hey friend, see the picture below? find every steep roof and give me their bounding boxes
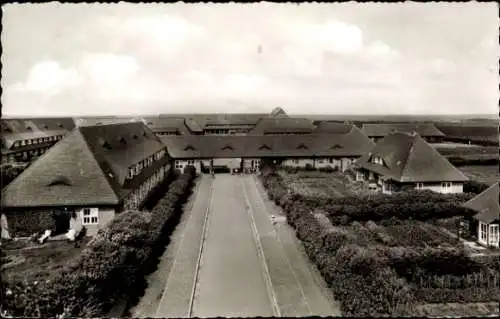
[161,127,374,159]
[1,118,75,150]
[2,129,120,208]
[1,118,75,134]
[2,123,169,208]
[356,132,468,183]
[269,107,288,118]
[463,182,500,223]
[251,118,315,134]
[157,113,266,129]
[74,116,137,127]
[314,122,355,134]
[78,123,168,186]
[362,123,445,137]
[142,117,192,135]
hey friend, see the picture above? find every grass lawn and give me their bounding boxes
[2,238,89,284]
[459,165,499,186]
[278,170,370,198]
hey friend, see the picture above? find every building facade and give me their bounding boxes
[2,123,171,237]
[355,132,468,194]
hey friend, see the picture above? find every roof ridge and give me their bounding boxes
[76,127,122,201]
[397,134,419,182]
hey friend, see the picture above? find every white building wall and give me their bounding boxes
[74,207,115,236]
[417,182,464,194]
[281,158,314,168]
[174,159,202,174]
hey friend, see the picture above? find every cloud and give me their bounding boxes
[10,60,81,94]
[2,3,497,116]
[80,53,140,86]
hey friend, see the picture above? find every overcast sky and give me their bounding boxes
[2,2,499,116]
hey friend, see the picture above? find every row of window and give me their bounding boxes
[175,159,195,169]
[126,167,166,210]
[127,149,167,179]
[13,135,63,148]
[415,182,453,190]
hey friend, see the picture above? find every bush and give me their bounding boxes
[1,169,197,318]
[259,168,499,314]
[463,180,490,194]
[304,163,315,171]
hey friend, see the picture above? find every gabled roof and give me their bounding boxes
[142,117,192,135]
[157,113,267,129]
[314,122,355,134]
[356,132,468,183]
[74,116,137,127]
[1,118,75,134]
[251,118,315,134]
[463,182,500,223]
[79,123,168,186]
[2,123,169,208]
[1,118,75,150]
[269,107,288,118]
[362,123,445,137]
[161,127,374,159]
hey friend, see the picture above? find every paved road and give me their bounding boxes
[154,174,339,318]
[191,175,276,318]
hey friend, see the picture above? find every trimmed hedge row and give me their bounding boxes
[1,167,196,318]
[262,171,416,316]
[261,170,500,315]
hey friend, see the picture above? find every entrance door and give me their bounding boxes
[52,209,72,235]
[489,224,499,247]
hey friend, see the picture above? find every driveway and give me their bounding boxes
[151,174,339,318]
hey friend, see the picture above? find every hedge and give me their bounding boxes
[260,169,500,315]
[1,166,197,318]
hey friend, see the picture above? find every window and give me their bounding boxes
[317,159,324,164]
[82,208,99,224]
[293,159,299,164]
[20,140,25,146]
[27,139,32,145]
[490,224,499,245]
[416,182,424,189]
[480,222,488,243]
[33,139,38,145]
[329,158,334,164]
[441,182,452,189]
[128,168,134,179]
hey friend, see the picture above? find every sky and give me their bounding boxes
[1,2,499,116]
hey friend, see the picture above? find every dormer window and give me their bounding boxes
[259,144,271,150]
[222,144,234,150]
[119,137,127,145]
[102,141,112,150]
[372,156,383,165]
[330,144,343,149]
[43,125,49,129]
[133,134,138,139]
[297,143,308,149]
[47,176,72,187]
[26,126,32,131]
[147,122,153,125]
[184,145,196,151]
[58,123,64,129]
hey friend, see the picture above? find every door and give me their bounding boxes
[52,209,72,235]
[489,224,499,247]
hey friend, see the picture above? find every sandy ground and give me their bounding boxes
[133,173,340,318]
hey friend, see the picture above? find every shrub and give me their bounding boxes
[463,180,490,194]
[2,169,196,318]
[304,163,315,171]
